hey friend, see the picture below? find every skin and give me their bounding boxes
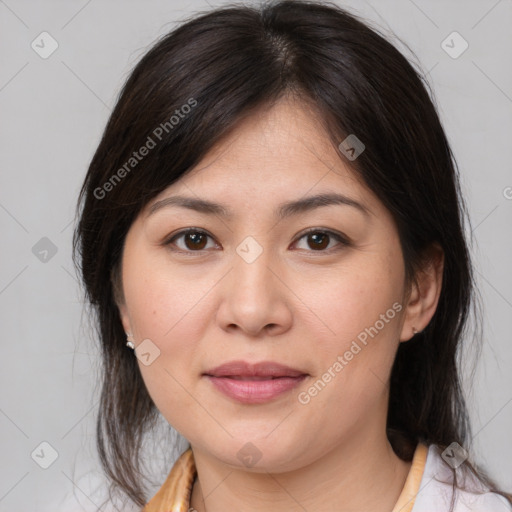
[117,96,444,512]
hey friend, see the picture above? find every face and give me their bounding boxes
[118,97,413,472]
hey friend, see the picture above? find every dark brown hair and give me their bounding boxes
[72,0,512,509]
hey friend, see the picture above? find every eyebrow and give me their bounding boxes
[147,192,371,220]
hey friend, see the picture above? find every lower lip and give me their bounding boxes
[204,375,307,404]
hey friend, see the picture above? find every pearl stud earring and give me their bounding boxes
[126,332,135,350]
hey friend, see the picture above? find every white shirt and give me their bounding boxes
[412,444,511,511]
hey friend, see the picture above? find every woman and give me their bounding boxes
[73,1,512,511]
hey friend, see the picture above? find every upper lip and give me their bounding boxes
[204,360,308,378]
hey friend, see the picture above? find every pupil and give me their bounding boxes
[310,233,328,250]
[187,233,206,250]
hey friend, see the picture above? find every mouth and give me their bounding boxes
[203,360,308,404]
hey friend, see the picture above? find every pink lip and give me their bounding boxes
[205,375,307,404]
[203,360,308,404]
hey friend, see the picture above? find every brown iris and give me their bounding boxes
[307,232,329,250]
[183,232,208,250]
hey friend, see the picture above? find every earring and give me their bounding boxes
[126,332,135,350]
[412,327,420,335]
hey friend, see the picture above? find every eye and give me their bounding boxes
[293,228,350,252]
[164,228,218,254]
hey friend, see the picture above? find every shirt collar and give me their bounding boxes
[144,442,428,512]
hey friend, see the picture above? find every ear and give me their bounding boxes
[399,242,444,342]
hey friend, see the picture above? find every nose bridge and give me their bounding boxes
[232,234,275,300]
[216,233,292,335]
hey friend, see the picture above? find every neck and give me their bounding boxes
[189,429,412,512]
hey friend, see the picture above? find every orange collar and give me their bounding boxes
[144,442,428,512]
[391,443,428,512]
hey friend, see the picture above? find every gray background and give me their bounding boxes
[1,0,511,510]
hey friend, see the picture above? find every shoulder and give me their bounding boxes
[412,444,512,512]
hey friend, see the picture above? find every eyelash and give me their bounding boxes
[162,227,350,256]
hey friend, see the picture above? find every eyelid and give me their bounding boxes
[295,227,350,249]
[162,227,217,253]
[163,227,350,254]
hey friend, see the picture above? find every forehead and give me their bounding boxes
[145,98,382,217]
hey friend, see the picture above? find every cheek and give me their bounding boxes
[121,248,222,422]
[293,251,404,411]
[123,272,209,436]
[122,243,213,339]
[297,257,404,356]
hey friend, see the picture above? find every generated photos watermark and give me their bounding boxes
[93,97,198,200]
[298,301,403,405]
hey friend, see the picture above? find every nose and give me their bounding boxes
[215,241,293,338]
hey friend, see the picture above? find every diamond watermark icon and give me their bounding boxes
[31,441,59,469]
[31,31,59,59]
[236,236,263,264]
[135,338,161,366]
[237,442,262,468]
[441,442,468,469]
[338,134,365,161]
[32,237,58,263]
[441,31,468,59]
